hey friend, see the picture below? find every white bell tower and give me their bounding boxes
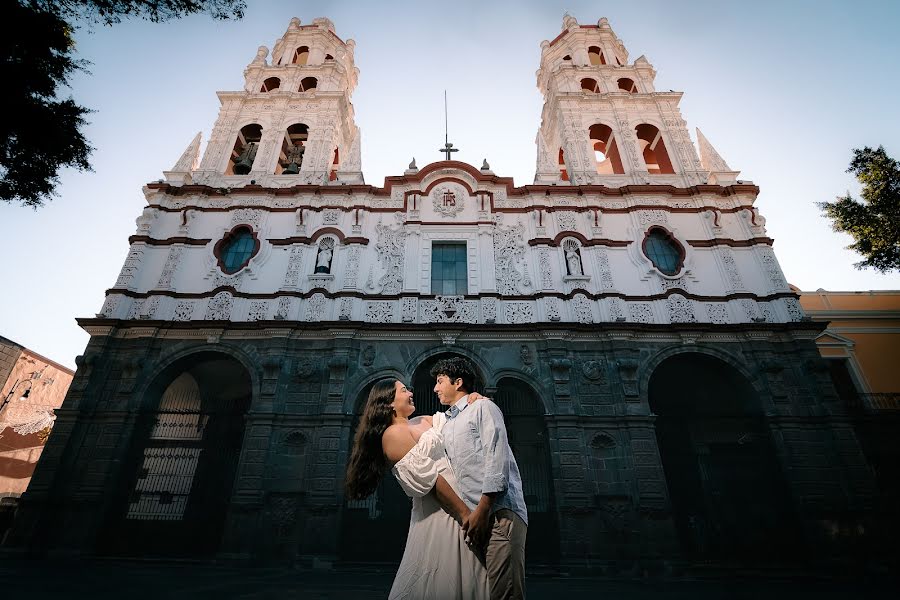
[534,15,716,187]
[172,17,363,187]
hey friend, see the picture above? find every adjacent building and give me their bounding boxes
[5,17,880,566]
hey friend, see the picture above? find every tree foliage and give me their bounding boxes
[819,146,900,273]
[1,1,245,208]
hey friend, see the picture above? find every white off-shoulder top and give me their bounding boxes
[390,412,447,498]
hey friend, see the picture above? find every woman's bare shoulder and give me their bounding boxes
[382,424,417,464]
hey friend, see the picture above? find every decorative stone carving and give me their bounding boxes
[212,271,243,291]
[205,292,233,320]
[135,207,156,234]
[274,297,292,320]
[342,245,361,289]
[322,209,340,225]
[555,211,578,232]
[539,250,553,289]
[157,246,183,289]
[785,297,804,322]
[741,298,761,321]
[248,300,268,321]
[230,208,262,229]
[431,184,465,218]
[115,247,143,289]
[666,294,697,323]
[721,249,743,291]
[361,345,376,367]
[638,210,668,227]
[481,297,497,323]
[305,293,327,321]
[401,297,417,322]
[504,302,534,324]
[628,302,654,323]
[546,297,561,321]
[573,294,594,323]
[295,359,316,380]
[607,297,625,321]
[173,300,195,321]
[616,359,640,398]
[375,220,407,294]
[338,297,353,320]
[759,247,788,290]
[283,246,304,289]
[493,220,532,295]
[421,296,477,323]
[582,359,608,384]
[364,301,394,323]
[659,275,688,293]
[597,248,614,290]
[706,303,729,324]
[520,345,534,366]
[590,431,616,449]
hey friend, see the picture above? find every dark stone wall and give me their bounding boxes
[4,323,883,567]
[0,336,24,393]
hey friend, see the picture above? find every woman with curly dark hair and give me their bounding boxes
[345,378,490,599]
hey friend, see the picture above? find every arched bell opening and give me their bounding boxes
[617,77,637,93]
[494,377,560,565]
[226,124,263,175]
[99,351,252,557]
[589,123,624,175]
[299,76,318,92]
[588,46,606,65]
[259,77,280,93]
[276,123,309,175]
[292,46,309,65]
[635,123,675,174]
[648,353,800,562]
[329,148,340,181]
[558,147,569,182]
[580,77,600,93]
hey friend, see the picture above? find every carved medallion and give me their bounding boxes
[431,184,466,217]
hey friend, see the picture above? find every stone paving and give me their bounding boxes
[0,559,896,600]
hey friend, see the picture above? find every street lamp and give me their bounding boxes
[0,379,35,414]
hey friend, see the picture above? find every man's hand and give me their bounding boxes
[462,504,492,551]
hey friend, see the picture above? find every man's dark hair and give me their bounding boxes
[430,357,476,394]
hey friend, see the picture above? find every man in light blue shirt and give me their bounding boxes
[431,357,528,600]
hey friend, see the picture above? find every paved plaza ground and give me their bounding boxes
[0,558,895,599]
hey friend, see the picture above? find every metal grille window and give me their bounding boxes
[431,242,468,295]
[642,228,682,276]
[220,228,256,273]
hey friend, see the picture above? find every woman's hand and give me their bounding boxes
[467,392,491,404]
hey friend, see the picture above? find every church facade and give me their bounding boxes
[6,17,878,566]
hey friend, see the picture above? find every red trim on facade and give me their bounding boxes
[421,176,476,196]
[129,236,212,246]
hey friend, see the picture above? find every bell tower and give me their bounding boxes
[179,17,363,187]
[534,15,718,187]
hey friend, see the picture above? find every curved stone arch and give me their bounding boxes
[342,367,406,414]
[403,345,491,387]
[133,341,262,412]
[639,344,769,409]
[421,175,477,197]
[488,369,555,415]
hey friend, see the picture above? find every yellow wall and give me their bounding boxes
[799,290,900,394]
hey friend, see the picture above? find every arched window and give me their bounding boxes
[588,46,606,65]
[260,77,280,93]
[293,46,309,65]
[558,148,569,182]
[277,123,309,174]
[299,77,318,92]
[215,226,259,274]
[226,124,263,175]
[617,77,637,93]
[580,78,600,93]
[325,54,334,61]
[562,54,572,62]
[562,238,585,277]
[642,227,684,275]
[315,237,336,274]
[588,124,624,174]
[635,124,675,174]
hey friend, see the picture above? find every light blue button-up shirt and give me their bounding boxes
[441,395,528,526]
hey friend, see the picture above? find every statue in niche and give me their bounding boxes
[565,247,583,276]
[282,143,305,174]
[315,238,335,274]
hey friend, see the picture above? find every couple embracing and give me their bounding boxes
[345,357,528,599]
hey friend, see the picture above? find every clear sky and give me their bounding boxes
[2,0,899,368]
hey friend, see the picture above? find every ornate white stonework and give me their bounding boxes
[102,16,800,329]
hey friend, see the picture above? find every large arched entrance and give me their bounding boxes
[100,352,252,557]
[648,352,799,561]
[494,377,559,565]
